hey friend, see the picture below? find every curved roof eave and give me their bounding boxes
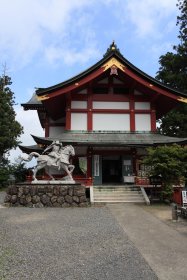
[36,48,187,99]
[31,133,187,146]
[21,93,44,109]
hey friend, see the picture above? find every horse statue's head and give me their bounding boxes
[61,145,75,157]
[67,145,75,156]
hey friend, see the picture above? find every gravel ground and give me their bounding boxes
[0,203,158,280]
[0,191,6,206]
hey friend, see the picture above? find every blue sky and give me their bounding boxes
[0,0,179,162]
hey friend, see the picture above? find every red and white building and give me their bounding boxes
[20,42,187,191]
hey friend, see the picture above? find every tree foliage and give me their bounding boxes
[156,0,187,137]
[0,74,23,161]
[10,162,29,183]
[0,158,10,188]
[143,144,187,199]
[0,161,29,188]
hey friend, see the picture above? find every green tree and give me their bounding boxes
[0,158,10,188]
[156,0,187,137]
[0,74,23,162]
[10,162,29,183]
[143,144,187,200]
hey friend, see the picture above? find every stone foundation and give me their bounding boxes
[4,184,89,207]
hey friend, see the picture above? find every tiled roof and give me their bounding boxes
[31,132,187,146]
[21,93,43,109]
[35,42,187,99]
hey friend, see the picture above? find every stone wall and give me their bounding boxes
[4,184,89,207]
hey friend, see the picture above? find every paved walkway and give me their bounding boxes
[108,203,187,280]
[0,204,157,280]
[1,191,187,280]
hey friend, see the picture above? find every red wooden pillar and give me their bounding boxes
[130,95,135,131]
[87,85,93,131]
[151,109,156,132]
[45,116,49,137]
[66,94,71,130]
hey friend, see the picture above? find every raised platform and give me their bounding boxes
[31,180,75,184]
[4,183,89,207]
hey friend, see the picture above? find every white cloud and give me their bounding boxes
[119,0,177,38]
[150,42,174,58]
[0,0,98,69]
[0,0,179,70]
[8,106,43,165]
[44,44,100,66]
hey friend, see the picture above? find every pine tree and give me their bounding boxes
[0,74,23,162]
[156,0,187,137]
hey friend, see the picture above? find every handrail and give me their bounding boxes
[140,187,150,205]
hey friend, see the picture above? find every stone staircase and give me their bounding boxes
[93,185,146,203]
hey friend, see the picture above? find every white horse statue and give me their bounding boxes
[20,145,75,182]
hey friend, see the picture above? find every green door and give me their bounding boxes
[92,155,102,185]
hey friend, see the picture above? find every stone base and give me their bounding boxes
[31,180,75,184]
[4,183,89,208]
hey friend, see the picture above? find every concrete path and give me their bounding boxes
[0,206,157,280]
[108,203,187,280]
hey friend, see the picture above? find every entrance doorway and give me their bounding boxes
[102,156,122,183]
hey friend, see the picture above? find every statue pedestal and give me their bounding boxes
[4,183,89,208]
[31,180,75,184]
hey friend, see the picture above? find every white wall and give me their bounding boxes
[71,113,87,130]
[93,114,130,131]
[93,101,129,110]
[135,114,151,131]
[135,102,150,110]
[71,101,87,109]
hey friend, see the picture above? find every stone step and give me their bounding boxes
[94,192,141,195]
[94,195,142,199]
[94,199,145,203]
[94,190,141,194]
[94,193,144,198]
[94,188,140,192]
[93,186,145,203]
[94,185,139,188]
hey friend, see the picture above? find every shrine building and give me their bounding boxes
[20,42,187,193]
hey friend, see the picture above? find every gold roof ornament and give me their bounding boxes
[102,57,126,72]
[111,40,116,50]
[37,95,50,101]
[103,41,121,57]
[178,97,187,103]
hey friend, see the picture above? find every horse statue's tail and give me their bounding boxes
[19,152,40,163]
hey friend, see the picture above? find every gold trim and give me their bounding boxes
[178,97,187,103]
[102,58,125,72]
[37,95,50,101]
[38,144,44,148]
